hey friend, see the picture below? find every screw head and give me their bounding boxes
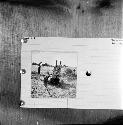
[19,100,25,106]
[21,38,29,43]
[20,69,26,74]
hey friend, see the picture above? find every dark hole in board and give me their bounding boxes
[86,71,91,76]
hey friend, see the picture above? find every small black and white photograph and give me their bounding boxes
[31,51,77,98]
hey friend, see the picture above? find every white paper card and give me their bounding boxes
[20,37,123,109]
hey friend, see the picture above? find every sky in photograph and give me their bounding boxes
[32,51,77,67]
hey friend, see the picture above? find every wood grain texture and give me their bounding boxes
[0,0,123,124]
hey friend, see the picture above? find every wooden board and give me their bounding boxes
[0,0,123,124]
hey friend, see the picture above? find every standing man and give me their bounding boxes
[38,62,42,74]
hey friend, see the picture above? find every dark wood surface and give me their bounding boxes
[0,0,123,124]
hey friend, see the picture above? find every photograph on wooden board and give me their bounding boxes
[31,51,77,98]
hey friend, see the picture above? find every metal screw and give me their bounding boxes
[20,100,25,106]
[21,38,29,43]
[20,69,26,74]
